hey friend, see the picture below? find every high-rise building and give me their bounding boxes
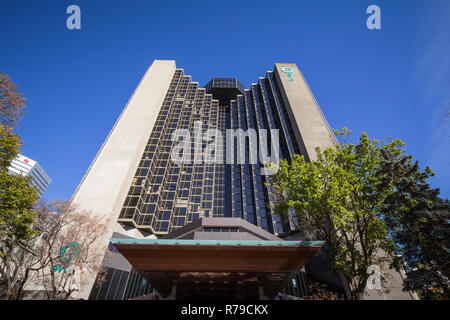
[71,60,412,300]
[8,154,52,196]
[115,64,336,236]
[70,60,336,299]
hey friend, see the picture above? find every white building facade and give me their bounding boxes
[7,154,52,196]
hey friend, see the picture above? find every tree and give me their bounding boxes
[0,72,40,273]
[0,201,108,300]
[0,72,26,169]
[0,73,108,300]
[28,201,108,300]
[0,125,20,169]
[0,73,26,131]
[378,144,450,299]
[270,129,399,298]
[0,126,38,262]
[304,281,344,300]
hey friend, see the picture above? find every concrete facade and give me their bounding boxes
[361,258,419,300]
[162,217,282,241]
[274,63,336,162]
[70,60,176,299]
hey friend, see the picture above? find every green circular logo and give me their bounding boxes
[281,67,295,73]
[59,242,80,263]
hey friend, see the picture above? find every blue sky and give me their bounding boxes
[0,0,449,200]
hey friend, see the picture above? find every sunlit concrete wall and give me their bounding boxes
[274,63,336,162]
[70,60,176,299]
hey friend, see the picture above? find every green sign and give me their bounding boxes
[281,66,294,82]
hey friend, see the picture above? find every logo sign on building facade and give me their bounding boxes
[52,242,81,291]
[281,66,295,82]
[53,241,80,272]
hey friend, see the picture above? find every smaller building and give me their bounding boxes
[7,154,52,196]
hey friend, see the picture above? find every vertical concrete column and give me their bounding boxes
[273,63,336,162]
[70,60,176,299]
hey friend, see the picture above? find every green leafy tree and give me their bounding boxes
[271,129,400,298]
[378,144,450,299]
[0,125,20,169]
[304,281,344,300]
[0,72,40,299]
[0,73,108,300]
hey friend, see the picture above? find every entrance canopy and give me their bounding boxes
[111,238,324,299]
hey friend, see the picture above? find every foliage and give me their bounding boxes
[0,73,108,300]
[0,125,20,169]
[0,201,108,300]
[0,172,40,254]
[378,144,450,299]
[0,73,26,130]
[0,73,39,264]
[304,281,344,300]
[271,128,400,298]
